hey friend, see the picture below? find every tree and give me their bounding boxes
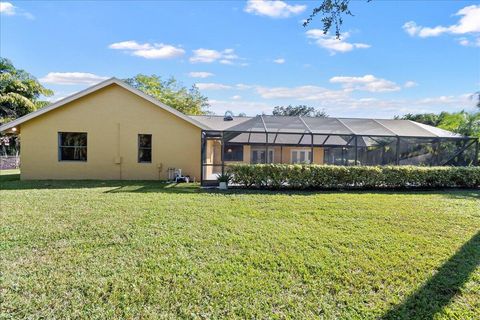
[0,57,53,124]
[473,91,480,109]
[396,111,480,138]
[303,0,372,38]
[124,74,209,115]
[394,113,440,127]
[272,105,328,117]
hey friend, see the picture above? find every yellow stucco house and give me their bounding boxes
[0,78,477,184]
[0,78,206,181]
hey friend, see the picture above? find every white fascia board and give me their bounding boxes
[0,77,211,132]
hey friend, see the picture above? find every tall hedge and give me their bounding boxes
[228,164,480,189]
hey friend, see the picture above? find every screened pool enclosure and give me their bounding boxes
[192,115,479,184]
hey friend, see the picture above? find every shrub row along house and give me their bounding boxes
[0,78,478,185]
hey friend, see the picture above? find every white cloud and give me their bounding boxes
[209,99,273,115]
[133,46,185,59]
[0,1,33,19]
[273,58,286,64]
[193,82,253,91]
[190,49,221,63]
[39,72,110,85]
[329,75,401,92]
[190,48,241,64]
[457,36,480,47]
[188,72,214,78]
[235,83,254,90]
[244,0,306,18]
[403,5,480,39]
[402,22,449,38]
[0,2,15,15]
[195,83,233,90]
[415,94,473,107]
[450,5,480,34]
[109,40,185,59]
[203,81,476,117]
[306,30,370,54]
[108,41,150,50]
[404,81,418,88]
[256,85,347,100]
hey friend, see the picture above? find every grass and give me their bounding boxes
[0,171,479,319]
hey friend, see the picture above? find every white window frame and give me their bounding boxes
[290,149,312,164]
[251,148,275,164]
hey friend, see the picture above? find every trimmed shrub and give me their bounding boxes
[228,164,480,189]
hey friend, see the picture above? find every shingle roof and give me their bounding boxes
[0,78,210,132]
[189,115,253,131]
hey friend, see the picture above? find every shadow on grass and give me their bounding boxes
[0,179,203,193]
[104,183,205,194]
[0,173,20,182]
[382,231,480,320]
[440,191,480,200]
[1,172,479,198]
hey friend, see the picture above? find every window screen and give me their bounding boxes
[251,149,274,164]
[58,132,87,161]
[138,134,152,163]
[291,150,311,164]
[224,144,243,161]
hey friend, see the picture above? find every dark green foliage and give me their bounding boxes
[124,74,209,115]
[229,164,480,189]
[272,105,327,117]
[395,113,441,126]
[0,57,53,124]
[396,111,480,138]
[216,172,232,183]
[303,0,372,38]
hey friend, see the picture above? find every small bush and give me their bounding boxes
[228,164,480,189]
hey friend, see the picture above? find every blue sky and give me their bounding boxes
[1,0,479,118]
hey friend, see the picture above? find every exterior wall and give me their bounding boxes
[222,145,325,164]
[279,146,324,164]
[314,147,324,164]
[20,84,201,180]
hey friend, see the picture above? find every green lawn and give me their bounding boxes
[1,171,479,319]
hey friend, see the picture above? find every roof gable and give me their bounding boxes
[0,78,209,132]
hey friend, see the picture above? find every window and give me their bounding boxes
[291,150,311,164]
[324,147,354,165]
[58,132,87,161]
[223,144,243,161]
[251,148,274,164]
[138,134,152,163]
